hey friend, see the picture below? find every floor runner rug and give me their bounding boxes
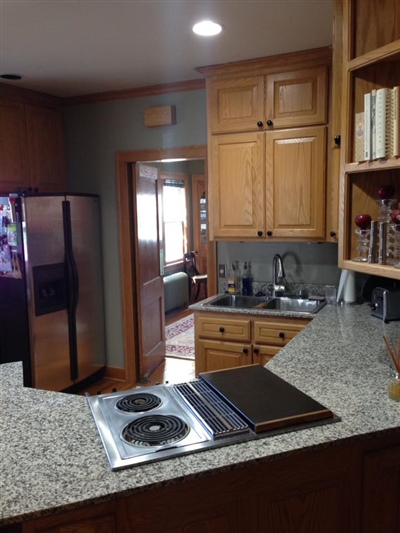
[165,314,195,360]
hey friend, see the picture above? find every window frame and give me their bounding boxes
[159,171,191,271]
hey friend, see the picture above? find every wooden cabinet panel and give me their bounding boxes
[196,315,251,342]
[253,319,308,345]
[0,98,29,192]
[195,312,310,373]
[25,104,66,192]
[208,76,265,134]
[265,126,326,239]
[362,444,400,532]
[197,339,251,372]
[22,503,116,533]
[265,67,328,128]
[210,132,265,239]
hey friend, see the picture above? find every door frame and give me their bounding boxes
[115,145,216,385]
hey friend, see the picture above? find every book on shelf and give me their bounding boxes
[371,89,377,159]
[354,111,365,162]
[361,86,400,161]
[376,87,389,159]
[364,92,371,161]
[390,86,399,158]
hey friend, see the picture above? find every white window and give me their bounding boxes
[162,179,187,265]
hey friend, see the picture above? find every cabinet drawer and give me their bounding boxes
[197,316,251,342]
[253,320,307,346]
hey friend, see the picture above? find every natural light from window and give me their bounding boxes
[163,180,187,264]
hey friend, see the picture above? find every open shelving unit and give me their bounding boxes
[338,0,400,280]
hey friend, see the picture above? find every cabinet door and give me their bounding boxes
[197,339,251,372]
[265,67,328,129]
[25,104,66,192]
[0,98,29,192]
[253,319,308,347]
[253,344,281,366]
[265,126,326,239]
[208,76,264,133]
[196,315,251,342]
[362,444,400,533]
[210,132,265,239]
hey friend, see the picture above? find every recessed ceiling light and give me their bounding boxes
[192,20,222,36]
[0,74,24,80]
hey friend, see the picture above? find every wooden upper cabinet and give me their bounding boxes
[209,132,265,240]
[265,67,328,129]
[203,48,331,242]
[0,98,29,192]
[208,76,265,134]
[265,126,327,239]
[208,66,327,134]
[0,92,66,195]
[25,104,66,192]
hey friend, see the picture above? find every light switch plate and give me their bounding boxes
[218,264,226,277]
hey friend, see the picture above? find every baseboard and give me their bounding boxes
[104,366,125,382]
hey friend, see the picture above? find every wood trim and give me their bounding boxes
[64,78,205,106]
[116,145,214,385]
[197,46,332,79]
[103,366,126,382]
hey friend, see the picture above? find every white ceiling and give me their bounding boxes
[0,0,333,99]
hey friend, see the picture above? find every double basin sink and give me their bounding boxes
[208,294,326,315]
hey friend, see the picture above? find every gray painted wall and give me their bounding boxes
[64,88,340,370]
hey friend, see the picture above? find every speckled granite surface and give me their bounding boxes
[1,303,399,525]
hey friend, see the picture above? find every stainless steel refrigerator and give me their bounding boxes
[0,193,106,392]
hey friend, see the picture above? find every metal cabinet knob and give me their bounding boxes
[257,121,263,127]
[219,327,225,333]
[257,230,263,237]
[243,348,249,355]
[267,231,273,237]
[279,331,285,339]
[253,347,259,354]
[266,120,273,126]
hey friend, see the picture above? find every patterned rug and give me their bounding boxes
[165,314,195,360]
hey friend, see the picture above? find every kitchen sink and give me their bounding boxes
[261,297,326,314]
[208,294,326,314]
[210,295,266,308]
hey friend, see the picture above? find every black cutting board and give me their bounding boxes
[199,365,333,433]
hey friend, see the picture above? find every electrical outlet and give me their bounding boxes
[218,264,226,278]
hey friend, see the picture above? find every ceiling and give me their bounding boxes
[0,0,333,99]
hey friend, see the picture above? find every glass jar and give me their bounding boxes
[388,372,400,402]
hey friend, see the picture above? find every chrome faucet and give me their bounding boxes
[272,254,287,297]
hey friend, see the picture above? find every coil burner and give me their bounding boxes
[116,393,162,413]
[121,415,190,447]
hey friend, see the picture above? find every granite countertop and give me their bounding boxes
[1,303,400,525]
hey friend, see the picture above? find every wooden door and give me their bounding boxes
[265,126,327,239]
[208,76,265,133]
[192,174,207,274]
[0,99,29,192]
[134,164,165,379]
[265,66,328,129]
[210,132,265,239]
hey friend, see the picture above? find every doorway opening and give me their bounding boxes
[116,146,216,386]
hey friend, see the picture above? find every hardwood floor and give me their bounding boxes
[80,306,195,396]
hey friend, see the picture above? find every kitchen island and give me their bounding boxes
[1,303,400,532]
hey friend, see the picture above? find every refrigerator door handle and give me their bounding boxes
[62,200,80,382]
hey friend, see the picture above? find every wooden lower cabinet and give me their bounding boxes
[20,432,400,533]
[362,444,400,533]
[22,502,117,533]
[195,311,310,374]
